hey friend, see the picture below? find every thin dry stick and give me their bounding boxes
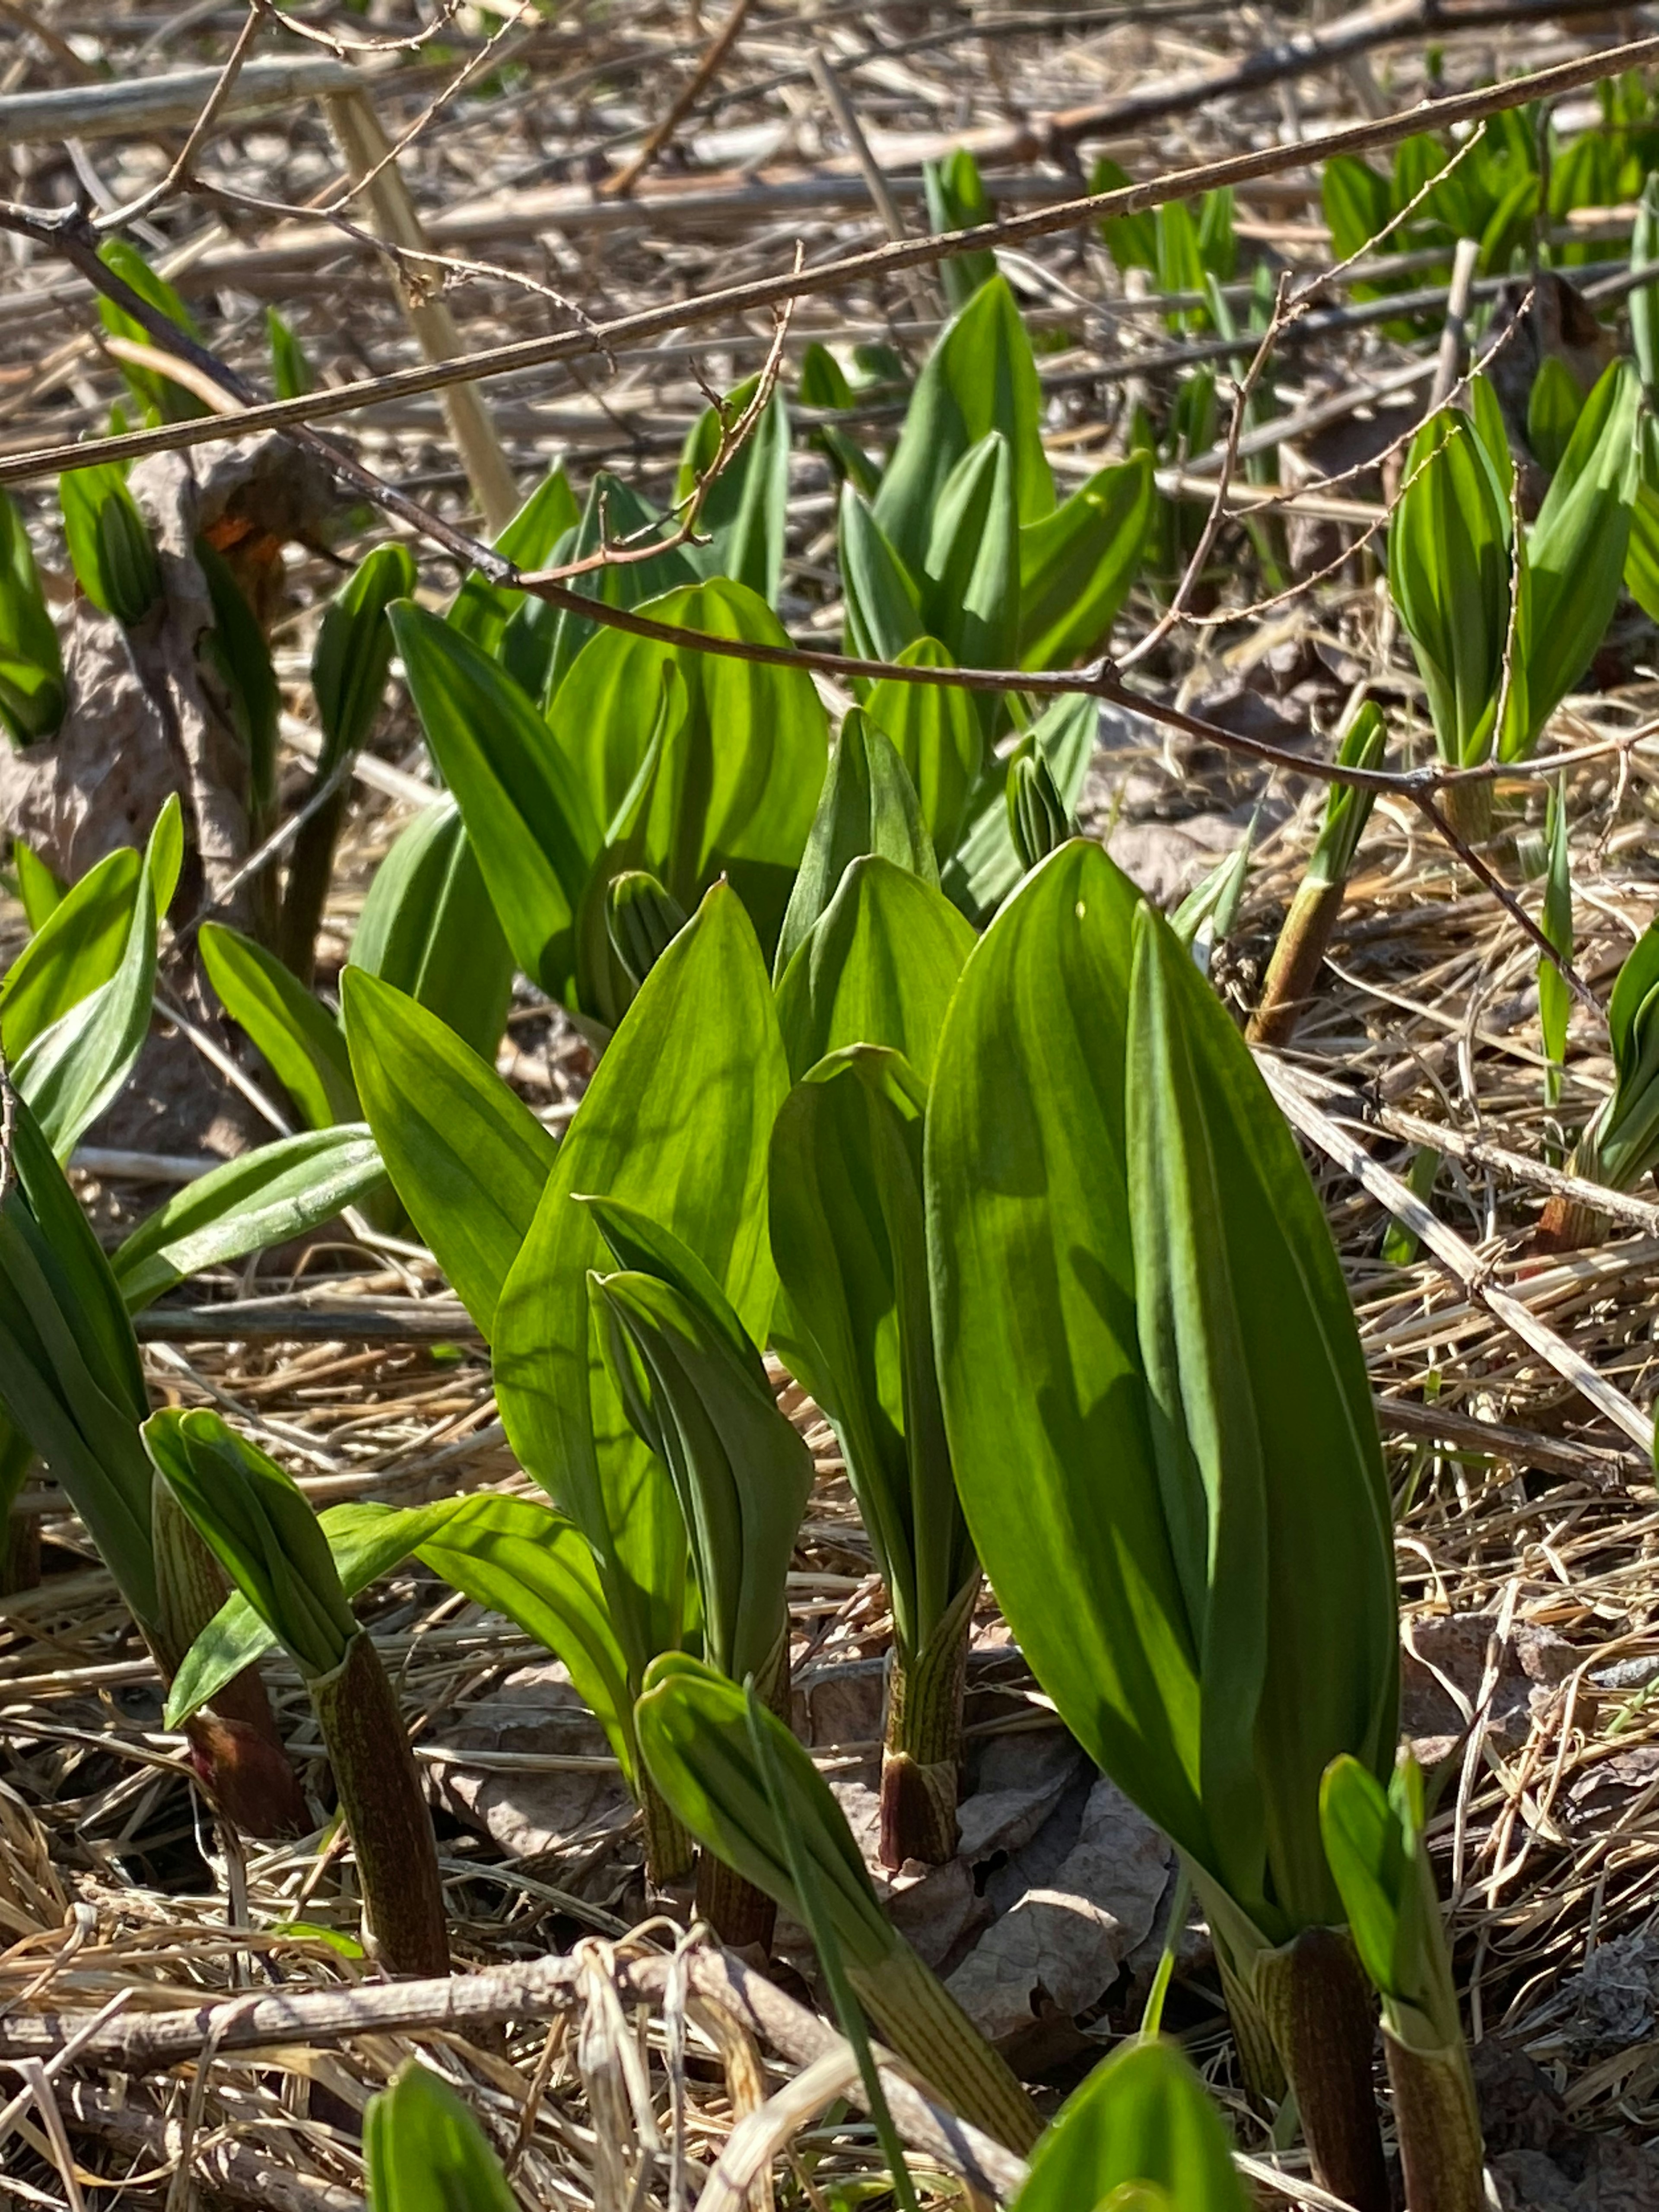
[602,0,756,200]
[1430,235,1483,410]
[807,47,935,324]
[6,24,1657,486]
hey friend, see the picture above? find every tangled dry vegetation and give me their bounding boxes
[7,2,1659,2209]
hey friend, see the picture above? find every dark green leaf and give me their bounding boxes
[200,920,359,1131]
[773,709,938,983]
[1017,454,1153,671]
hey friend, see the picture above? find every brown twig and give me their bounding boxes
[601,0,757,200]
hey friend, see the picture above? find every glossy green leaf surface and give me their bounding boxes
[143,1408,359,1680]
[495,885,785,1678]
[365,2063,520,2212]
[112,1126,388,1311]
[15,798,181,1160]
[200,919,359,1132]
[874,276,1054,575]
[392,599,602,1004]
[1009,2041,1249,2212]
[776,853,975,1083]
[1017,453,1154,671]
[0,845,141,1062]
[773,710,938,984]
[60,463,160,626]
[342,969,558,1335]
[548,578,827,959]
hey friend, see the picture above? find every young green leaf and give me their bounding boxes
[13,844,62,930]
[111,1126,388,1311]
[773,710,938,982]
[1017,454,1154,671]
[197,540,279,830]
[200,921,359,1131]
[96,240,208,422]
[540,471,701,703]
[0,495,65,743]
[1526,354,1585,475]
[775,853,976,1083]
[342,968,558,1334]
[493,883,787,1679]
[266,308,313,400]
[391,598,602,1004]
[798,343,881,498]
[447,467,579,657]
[1631,171,1659,401]
[1539,781,1572,1112]
[0,845,142,1062]
[873,275,1053,573]
[348,798,515,1071]
[547,578,827,961]
[60,464,161,627]
[1091,156,1158,273]
[1009,2041,1249,2212]
[941,690,1097,924]
[840,488,925,667]
[365,2063,520,2212]
[1006,748,1075,872]
[863,643,983,860]
[918,431,1018,678]
[15,796,181,1159]
[312,543,417,766]
[587,1195,812,1686]
[677,375,791,605]
[636,1650,1041,2151]
[924,148,996,312]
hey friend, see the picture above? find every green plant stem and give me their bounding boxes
[880,1576,977,1870]
[1213,1932,1286,2109]
[852,1937,1042,2154]
[276,780,350,985]
[1384,2031,1486,2212]
[1255,1926,1389,2212]
[310,1630,451,1978]
[1248,876,1346,1049]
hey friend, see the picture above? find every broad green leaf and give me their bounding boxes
[365,2063,520,2212]
[918,430,1018,677]
[0,1090,156,1625]
[874,275,1054,575]
[798,343,880,497]
[349,798,514,1069]
[1017,454,1154,671]
[15,797,181,1159]
[1010,2041,1249,2212]
[864,642,983,860]
[391,598,601,1003]
[770,1046,970,1658]
[0,845,141,1061]
[541,471,700,702]
[341,968,558,1334]
[200,920,359,1131]
[1522,359,1640,749]
[587,1197,811,1684]
[60,464,160,627]
[775,854,975,1083]
[1320,1751,1465,2059]
[773,710,938,983]
[112,1126,388,1311]
[312,545,417,767]
[0,496,64,743]
[493,883,787,1678]
[142,1408,359,1681]
[941,689,1097,923]
[13,844,62,931]
[677,376,791,604]
[636,1650,1041,2151]
[96,239,207,422]
[840,488,925,664]
[547,578,827,960]
[447,467,579,656]
[925,148,996,313]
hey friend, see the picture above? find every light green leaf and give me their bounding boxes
[112,1126,388,1311]
[918,430,1018,677]
[15,796,181,1159]
[0,845,141,1062]
[775,853,976,1083]
[312,544,417,767]
[874,275,1054,575]
[925,148,997,313]
[365,2063,520,2212]
[60,463,160,627]
[540,472,701,704]
[342,968,558,1335]
[0,495,64,744]
[391,599,601,1004]
[1010,2041,1249,2212]
[864,641,984,859]
[839,488,925,665]
[447,467,578,656]
[1017,453,1154,671]
[493,883,787,1679]
[773,710,938,983]
[677,376,791,605]
[940,689,1097,924]
[1526,354,1585,476]
[200,919,359,1131]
